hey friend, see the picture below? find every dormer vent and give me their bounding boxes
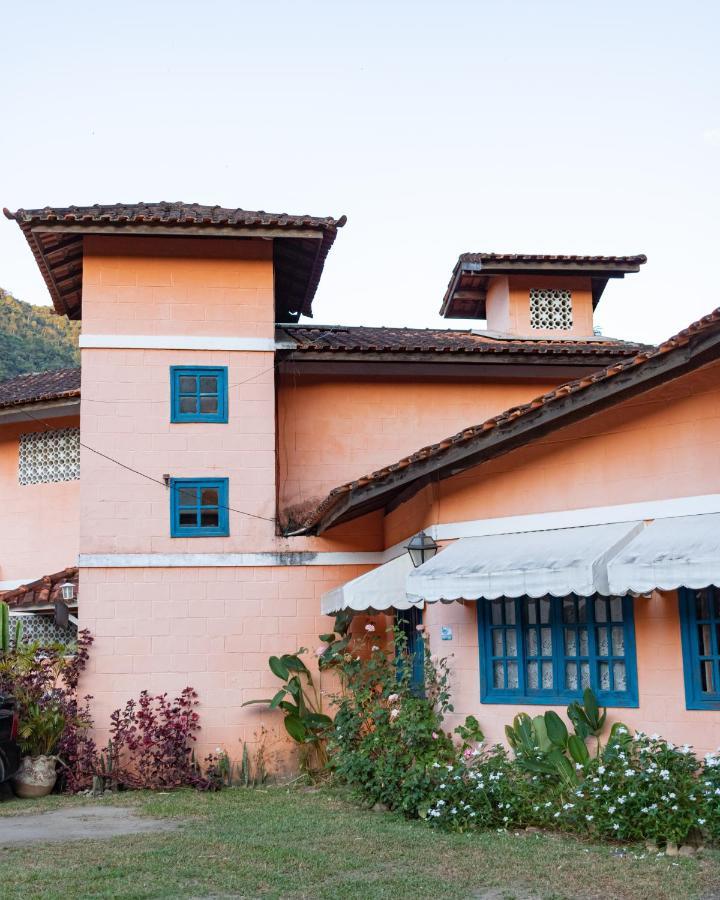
[529,288,573,331]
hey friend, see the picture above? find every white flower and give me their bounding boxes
[586,815,594,821]
[660,769,670,779]
[364,623,375,632]
[554,812,561,819]
[432,762,441,769]
[641,807,649,813]
[387,693,399,703]
[450,807,457,815]
[671,805,678,811]
[598,766,606,775]
[439,784,446,789]
[624,769,634,777]
[612,823,620,831]
[650,733,660,740]
[602,785,610,792]
[575,763,583,770]
[699,818,706,825]
[447,765,454,771]
[608,806,616,814]
[617,796,626,804]
[371,645,380,652]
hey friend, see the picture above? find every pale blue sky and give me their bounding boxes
[1,1,718,343]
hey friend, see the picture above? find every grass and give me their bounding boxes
[0,786,718,899]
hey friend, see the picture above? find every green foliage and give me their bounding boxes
[243,651,331,775]
[0,289,80,380]
[17,701,66,758]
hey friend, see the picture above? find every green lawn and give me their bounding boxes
[0,787,718,899]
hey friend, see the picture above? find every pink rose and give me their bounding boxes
[389,708,400,720]
[365,623,376,632]
[432,732,439,740]
[387,693,399,703]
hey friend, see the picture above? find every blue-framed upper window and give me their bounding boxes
[679,586,720,710]
[170,366,228,423]
[170,478,229,537]
[478,594,638,708]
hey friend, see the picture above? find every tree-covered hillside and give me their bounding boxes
[0,289,80,381]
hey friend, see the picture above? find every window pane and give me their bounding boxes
[541,661,553,689]
[200,510,219,527]
[526,629,537,656]
[699,624,712,656]
[577,598,587,623]
[201,488,219,506]
[595,597,607,623]
[527,661,538,689]
[541,627,552,656]
[504,599,516,626]
[506,629,518,658]
[527,601,537,625]
[610,596,623,622]
[178,488,197,506]
[697,590,711,620]
[598,627,609,657]
[701,660,715,693]
[492,630,503,657]
[179,511,197,526]
[199,396,219,414]
[611,626,625,656]
[579,628,589,656]
[179,397,197,413]
[563,599,577,624]
[539,598,551,623]
[613,661,627,691]
[491,601,502,626]
[199,376,218,393]
[564,628,577,656]
[507,661,518,689]
[179,376,196,393]
[493,661,504,688]
[565,661,578,690]
[599,661,610,691]
[580,662,590,689]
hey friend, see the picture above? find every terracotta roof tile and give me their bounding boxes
[0,567,78,610]
[282,325,646,357]
[0,367,80,410]
[294,305,720,534]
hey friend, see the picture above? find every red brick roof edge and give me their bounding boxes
[0,368,81,411]
[0,567,78,610]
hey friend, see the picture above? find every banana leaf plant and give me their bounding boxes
[243,651,332,774]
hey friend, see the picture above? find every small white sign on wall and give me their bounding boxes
[440,626,453,641]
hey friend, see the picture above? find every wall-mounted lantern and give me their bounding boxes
[405,531,439,568]
[60,582,75,602]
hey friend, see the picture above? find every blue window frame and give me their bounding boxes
[478,594,638,707]
[170,366,228,423]
[395,607,425,694]
[170,478,229,537]
[679,586,720,710]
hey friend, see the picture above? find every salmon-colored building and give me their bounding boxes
[2,201,719,764]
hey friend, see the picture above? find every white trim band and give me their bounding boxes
[79,335,277,352]
[79,551,388,568]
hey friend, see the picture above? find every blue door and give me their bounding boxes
[394,607,425,694]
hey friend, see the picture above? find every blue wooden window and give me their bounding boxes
[478,593,638,707]
[170,366,228,423]
[170,478,229,537]
[395,607,425,694]
[679,586,720,710]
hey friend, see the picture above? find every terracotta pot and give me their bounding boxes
[12,755,57,798]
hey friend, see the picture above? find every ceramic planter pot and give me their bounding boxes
[13,755,57,798]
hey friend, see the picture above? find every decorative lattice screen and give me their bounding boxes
[18,427,80,485]
[10,615,77,647]
[529,288,573,331]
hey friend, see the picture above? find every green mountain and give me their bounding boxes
[0,289,80,381]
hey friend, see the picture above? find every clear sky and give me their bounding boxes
[1,1,718,344]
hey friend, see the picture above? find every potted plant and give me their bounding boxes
[12,700,65,798]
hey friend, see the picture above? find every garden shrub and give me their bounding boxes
[321,616,720,847]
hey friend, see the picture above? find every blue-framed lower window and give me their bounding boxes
[478,593,638,707]
[679,586,720,710]
[395,607,425,695]
[171,366,228,423]
[170,478,229,537]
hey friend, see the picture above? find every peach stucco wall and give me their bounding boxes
[0,416,80,584]
[277,377,558,518]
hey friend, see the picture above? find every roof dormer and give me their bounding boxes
[441,253,646,338]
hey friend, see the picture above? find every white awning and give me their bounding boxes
[406,522,644,602]
[607,513,720,594]
[321,554,421,615]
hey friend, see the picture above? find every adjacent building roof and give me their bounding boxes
[280,325,645,359]
[0,567,78,610]
[4,202,347,323]
[291,305,720,535]
[441,252,647,319]
[0,367,81,411]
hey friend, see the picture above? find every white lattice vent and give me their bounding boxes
[10,614,77,647]
[529,288,573,330]
[19,427,80,485]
